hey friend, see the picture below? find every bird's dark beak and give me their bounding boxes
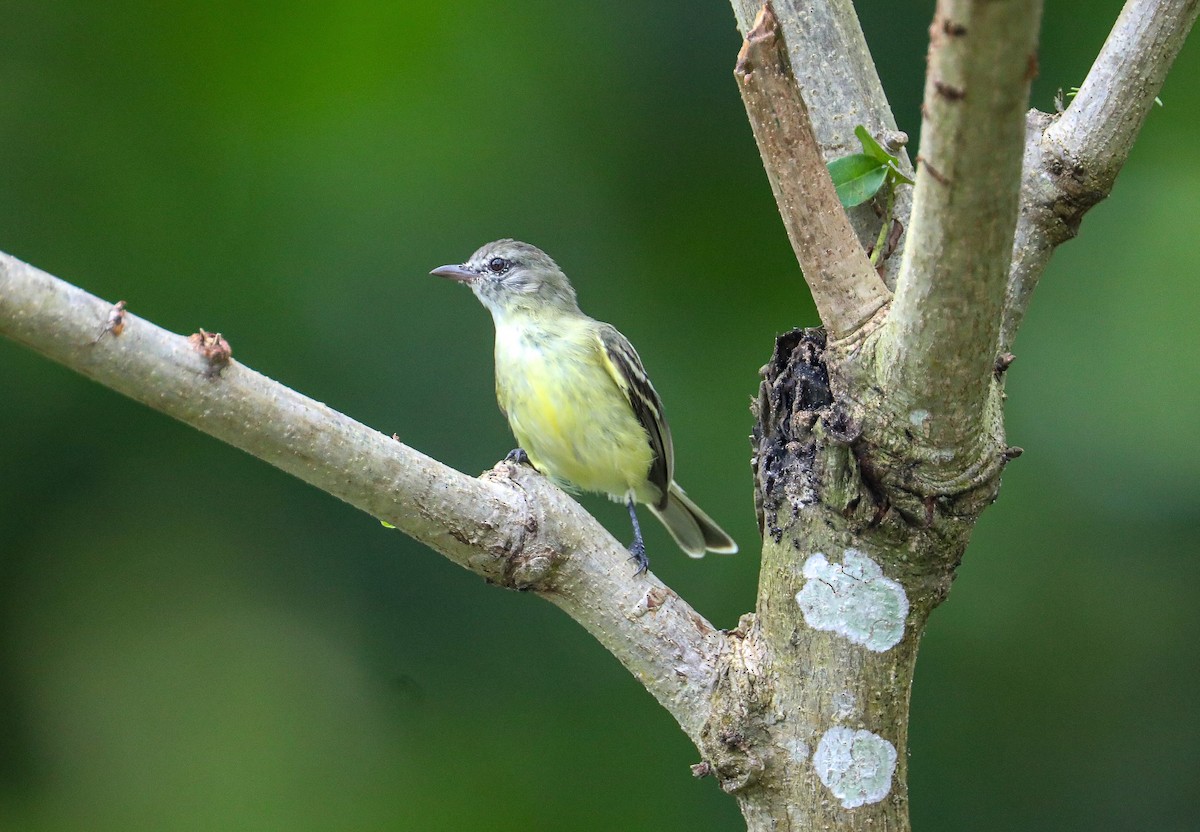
[430,264,475,282]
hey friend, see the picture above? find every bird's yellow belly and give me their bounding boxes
[495,331,652,499]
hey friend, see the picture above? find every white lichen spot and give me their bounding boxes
[908,408,930,427]
[795,550,908,652]
[784,738,810,763]
[812,727,897,810]
[832,690,857,720]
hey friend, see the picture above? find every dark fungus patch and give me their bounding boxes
[751,328,834,539]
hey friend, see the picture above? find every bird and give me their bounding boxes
[430,239,737,574]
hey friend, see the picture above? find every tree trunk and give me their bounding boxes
[690,324,1004,828]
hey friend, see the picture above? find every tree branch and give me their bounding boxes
[0,249,726,743]
[1001,0,1199,351]
[734,5,891,339]
[728,0,914,288]
[875,0,1041,482]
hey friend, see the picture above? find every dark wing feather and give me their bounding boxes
[596,324,673,509]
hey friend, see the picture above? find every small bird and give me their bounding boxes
[431,239,737,574]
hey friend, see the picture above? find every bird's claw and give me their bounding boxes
[628,540,649,577]
[505,448,531,466]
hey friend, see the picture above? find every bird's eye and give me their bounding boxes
[487,257,510,275]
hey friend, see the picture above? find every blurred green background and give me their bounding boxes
[1,0,1196,829]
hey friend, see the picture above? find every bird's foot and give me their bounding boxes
[505,448,531,466]
[628,539,649,577]
[624,498,649,576]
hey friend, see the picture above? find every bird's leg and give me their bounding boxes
[626,498,649,576]
[504,448,531,465]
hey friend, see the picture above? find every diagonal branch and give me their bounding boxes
[728,0,915,288]
[1001,0,1199,351]
[0,249,726,743]
[877,0,1042,478]
[734,4,890,339]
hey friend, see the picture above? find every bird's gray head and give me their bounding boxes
[430,239,579,317]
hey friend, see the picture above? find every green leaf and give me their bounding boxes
[828,154,889,207]
[853,124,912,187]
[854,125,898,166]
[380,519,396,529]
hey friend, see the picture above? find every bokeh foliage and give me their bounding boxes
[1,1,1196,829]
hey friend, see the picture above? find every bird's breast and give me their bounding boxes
[491,320,652,497]
[493,322,596,425]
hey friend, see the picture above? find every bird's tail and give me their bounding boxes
[648,483,738,558]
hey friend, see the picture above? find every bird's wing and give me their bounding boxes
[595,323,673,508]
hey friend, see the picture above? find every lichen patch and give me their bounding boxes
[795,549,908,651]
[812,727,897,809]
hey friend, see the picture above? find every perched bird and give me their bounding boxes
[431,239,737,574]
